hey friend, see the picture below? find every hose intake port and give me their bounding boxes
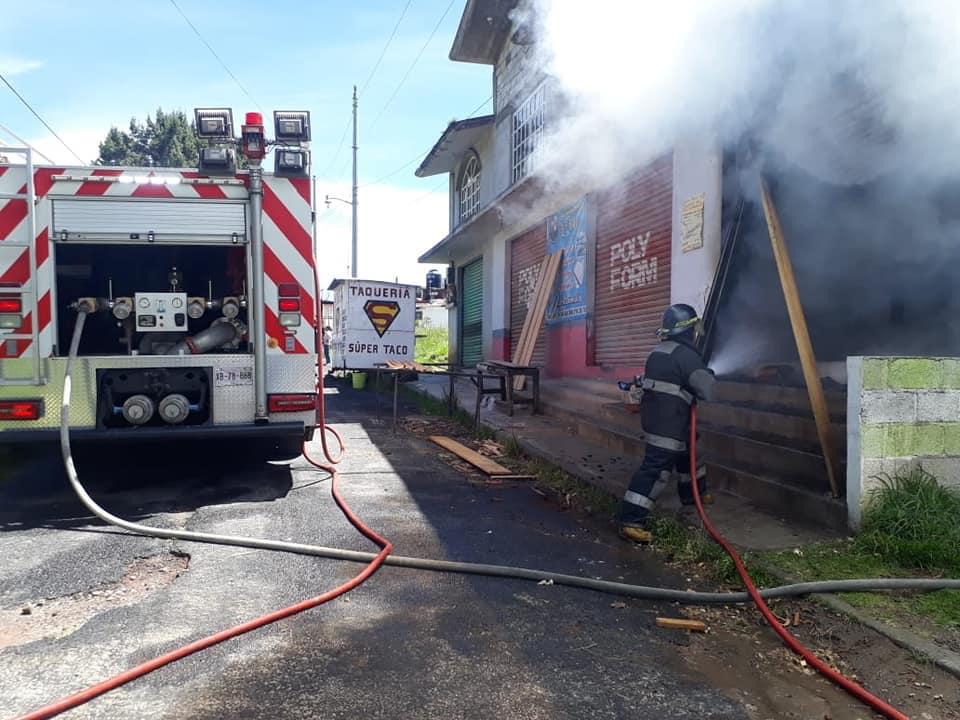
[158,394,191,425]
[121,395,155,426]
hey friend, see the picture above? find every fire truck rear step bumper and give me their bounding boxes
[0,421,307,445]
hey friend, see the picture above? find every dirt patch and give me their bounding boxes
[0,551,189,650]
[674,599,960,720]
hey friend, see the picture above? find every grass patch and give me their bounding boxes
[760,466,960,630]
[415,324,448,365]
[859,467,960,574]
[650,515,779,588]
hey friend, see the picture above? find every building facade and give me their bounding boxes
[417,0,724,380]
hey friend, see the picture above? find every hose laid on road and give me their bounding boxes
[29,316,960,608]
[15,309,393,720]
[17,312,960,718]
[688,404,909,720]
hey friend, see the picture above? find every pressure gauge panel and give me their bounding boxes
[134,292,188,332]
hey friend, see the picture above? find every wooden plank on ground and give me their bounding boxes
[429,435,514,476]
[655,617,708,633]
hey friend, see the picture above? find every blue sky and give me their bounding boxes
[1,0,492,286]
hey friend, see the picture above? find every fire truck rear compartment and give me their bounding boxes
[55,243,248,357]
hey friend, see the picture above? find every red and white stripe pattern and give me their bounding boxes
[262,175,317,355]
[0,165,62,359]
[0,166,316,358]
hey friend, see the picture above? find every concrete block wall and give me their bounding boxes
[847,357,960,528]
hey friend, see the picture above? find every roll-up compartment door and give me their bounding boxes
[52,199,247,243]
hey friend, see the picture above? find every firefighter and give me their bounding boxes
[619,303,717,543]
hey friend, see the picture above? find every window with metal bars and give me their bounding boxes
[512,84,545,184]
[458,152,481,224]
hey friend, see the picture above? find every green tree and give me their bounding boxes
[96,108,201,168]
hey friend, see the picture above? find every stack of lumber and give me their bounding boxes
[384,360,442,373]
[511,250,563,390]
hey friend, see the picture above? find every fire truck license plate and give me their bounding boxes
[214,367,253,387]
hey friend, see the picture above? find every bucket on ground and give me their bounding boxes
[351,372,368,390]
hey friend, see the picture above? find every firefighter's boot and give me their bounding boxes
[619,525,653,544]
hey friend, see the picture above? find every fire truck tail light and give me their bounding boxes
[277,283,299,297]
[268,394,316,413]
[0,399,43,421]
[278,298,300,312]
[279,312,301,327]
[0,297,22,314]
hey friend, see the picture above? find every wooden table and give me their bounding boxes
[476,360,540,416]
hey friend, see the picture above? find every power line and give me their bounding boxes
[368,0,457,132]
[358,0,414,97]
[360,95,493,188]
[0,72,84,164]
[321,0,416,177]
[168,0,262,112]
[0,121,57,164]
[320,117,353,177]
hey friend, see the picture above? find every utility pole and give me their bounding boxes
[351,85,359,278]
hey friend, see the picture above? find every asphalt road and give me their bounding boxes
[0,384,777,719]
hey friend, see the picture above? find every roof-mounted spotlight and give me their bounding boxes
[199,146,237,176]
[273,111,311,143]
[274,148,309,177]
[194,108,234,139]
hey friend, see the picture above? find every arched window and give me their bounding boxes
[458,152,481,224]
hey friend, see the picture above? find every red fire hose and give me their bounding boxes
[15,455,391,720]
[689,404,909,720]
[14,300,386,720]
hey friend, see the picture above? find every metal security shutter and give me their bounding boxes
[460,258,483,366]
[52,199,247,243]
[594,154,672,367]
[509,223,547,367]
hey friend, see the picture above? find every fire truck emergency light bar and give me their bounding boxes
[273,111,311,143]
[194,108,234,139]
[51,175,246,186]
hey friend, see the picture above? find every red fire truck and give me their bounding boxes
[0,109,321,457]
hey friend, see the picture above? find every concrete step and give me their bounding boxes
[708,462,848,531]
[714,380,847,418]
[699,425,838,493]
[540,397,646,457]
[698,402,846,453]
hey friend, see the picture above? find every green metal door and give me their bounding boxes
[460,259,483,366]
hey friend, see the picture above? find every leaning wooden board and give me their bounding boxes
[428,435,513,476]
[512,250,563,391]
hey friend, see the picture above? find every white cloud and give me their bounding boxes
[23,128,103,165]
[0,55,43,76]
[314,179,448,290]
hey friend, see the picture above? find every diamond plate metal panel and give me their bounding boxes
[266,354,317,393]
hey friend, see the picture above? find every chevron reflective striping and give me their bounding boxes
[263,244,315,327]
[262,181,313,267]
[288,177,311,206]
[0,337,31,359]
[264,274,316,354]
[180,171,228,199]
[77,169,124,196]
[0,247,29,284]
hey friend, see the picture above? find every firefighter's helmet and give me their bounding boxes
[657,303,700,339]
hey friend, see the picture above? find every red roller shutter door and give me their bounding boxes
[594,155,672,367]
[510,223,548,367]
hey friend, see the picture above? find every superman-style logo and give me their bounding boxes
[364,300,400,337]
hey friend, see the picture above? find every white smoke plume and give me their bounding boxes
[522,0,960,188]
